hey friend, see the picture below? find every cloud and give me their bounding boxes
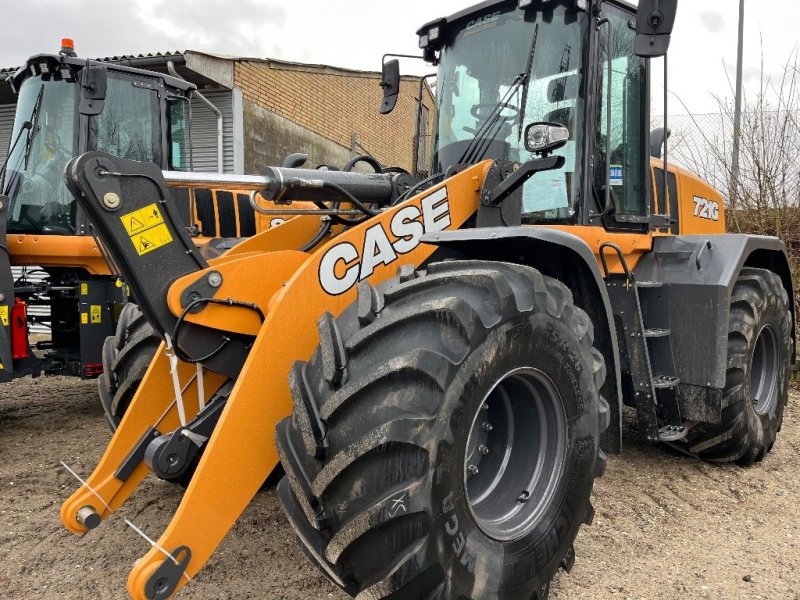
[140,0,287,57]
[0,0,285,68]
[699,11,725,33]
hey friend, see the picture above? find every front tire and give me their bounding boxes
[98,303,160,432]
[277,261,609,599]
[684,268,792,465]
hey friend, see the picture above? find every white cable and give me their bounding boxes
[181,430,208,447]
[59,461,112,513]
[124,519,191,582]
[196,363,206,411]
[163,334,187,427]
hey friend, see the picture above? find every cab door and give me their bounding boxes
[593,1,650,233]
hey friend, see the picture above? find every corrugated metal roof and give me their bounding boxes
[2,50,185,75]
[2,50,392,79]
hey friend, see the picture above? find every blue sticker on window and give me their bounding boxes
[609,165,623,186]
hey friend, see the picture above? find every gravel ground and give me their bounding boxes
[0,376,798,599]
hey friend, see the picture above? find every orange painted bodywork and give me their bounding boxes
[652,159,726,236]
[60,157,729,599]
[7,190,308,275]
[8,234,110,275]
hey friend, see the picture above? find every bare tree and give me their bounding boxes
[660,50,800,315]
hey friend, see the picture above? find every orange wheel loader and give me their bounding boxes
[59,1,794,598]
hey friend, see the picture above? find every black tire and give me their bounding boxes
[276,261,609,600]
[98,303,161,432]
[683,267,792,466]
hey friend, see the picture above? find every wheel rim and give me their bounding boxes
[464,367,567,542]
[751,324,779,415]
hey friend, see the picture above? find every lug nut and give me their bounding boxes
[481,403,489,411]
[468,464,479,476]
[482,422,493,432]
[479,445,489,455]
[518,490,531,503]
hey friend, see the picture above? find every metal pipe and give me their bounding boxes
[731,0,746,203]
[167,60,224,172]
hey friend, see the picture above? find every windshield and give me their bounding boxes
[3,76,78,234]
[433,3,587,221]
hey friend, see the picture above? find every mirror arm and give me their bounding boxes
[487,156,565,207]
[380,53,425,86]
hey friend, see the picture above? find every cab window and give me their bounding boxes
[168,98,190,171]
[89,74,161,164]
[595,6,648,220]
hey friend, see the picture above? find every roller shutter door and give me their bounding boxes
[0,103,16,167]
[190,89,234,173]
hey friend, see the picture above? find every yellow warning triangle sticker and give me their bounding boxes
[129,216,145,232]
[139,236,153,252]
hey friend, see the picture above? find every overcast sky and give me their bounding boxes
[1,0,796,116]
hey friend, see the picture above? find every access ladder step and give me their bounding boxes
[644,328,670,338]
[636,280,664,289]
[658,424,688,442]
[653,375,680,389]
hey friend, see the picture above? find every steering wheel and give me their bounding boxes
[470,103,519,121]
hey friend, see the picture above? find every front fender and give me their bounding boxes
[423,227,624,454]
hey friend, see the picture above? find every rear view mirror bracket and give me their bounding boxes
[378,54,425,115]
[380,58,401,115]
[79,64,108,116]
[634,0,678,58]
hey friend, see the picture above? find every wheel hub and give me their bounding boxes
[751,324,779,416]
[464,367,567,542]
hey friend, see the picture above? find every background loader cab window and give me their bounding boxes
[3,76,79,234]
[433,4,588,223]
[89,73,161,165]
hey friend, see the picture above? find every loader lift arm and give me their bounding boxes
[60,151,489,599]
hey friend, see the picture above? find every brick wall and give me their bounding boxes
[234,60,434,172]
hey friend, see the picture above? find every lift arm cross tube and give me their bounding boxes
[163,166,408,206]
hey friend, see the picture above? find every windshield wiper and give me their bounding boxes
[518,23,540,141]
[23,85,46,170]
[0,121,32,189]
[459,72,527,166]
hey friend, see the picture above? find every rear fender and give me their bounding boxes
[634,235,796,393]
[422,227,624,454]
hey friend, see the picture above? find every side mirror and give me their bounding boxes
[634,0,678,58]
[79,65,107,116]
[379,59,400,115]
[525,122,569,157]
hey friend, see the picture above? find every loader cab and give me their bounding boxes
[1,50,194,236]
[417,0,651,230]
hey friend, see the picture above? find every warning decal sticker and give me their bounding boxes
[90,305,102,324]
[0,306,7,327]
[80,313,88,325]
[119,203,174,256]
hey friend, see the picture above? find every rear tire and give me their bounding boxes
[277,261,609,599]
[683,268,792,465]
[98,303,160,432]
